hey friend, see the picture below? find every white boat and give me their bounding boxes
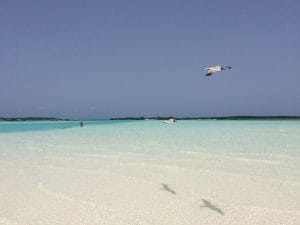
[163,118,176,124]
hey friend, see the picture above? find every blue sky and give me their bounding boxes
[1,0,299,119]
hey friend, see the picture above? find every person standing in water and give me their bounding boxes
[80,121,83,127]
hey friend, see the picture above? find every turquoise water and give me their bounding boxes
[1,120,299,157]
[1,120,299,225]
[0,120,127,133]
[1,120,299,206]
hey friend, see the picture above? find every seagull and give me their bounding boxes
[204,65,231,76]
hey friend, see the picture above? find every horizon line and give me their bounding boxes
[1,115,300,121]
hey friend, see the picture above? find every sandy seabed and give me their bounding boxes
[1,149,300,225]
[0,124,300,225]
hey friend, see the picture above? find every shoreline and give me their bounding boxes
[110,116,300,120]
[1,116,300,122]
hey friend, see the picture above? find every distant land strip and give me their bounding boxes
[0,117,70,121]
[1,116,300,122]
[111,116,300,120]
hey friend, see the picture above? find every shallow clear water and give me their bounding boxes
[0,120,299,157]
[0,120,123,133]
[1,120,300,225]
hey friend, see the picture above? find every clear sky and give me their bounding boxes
[1,0,299,119]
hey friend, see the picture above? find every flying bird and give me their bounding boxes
[204,65,231,76]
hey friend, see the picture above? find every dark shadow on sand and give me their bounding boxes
[160,183,176,195]
[200,199,224,215]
